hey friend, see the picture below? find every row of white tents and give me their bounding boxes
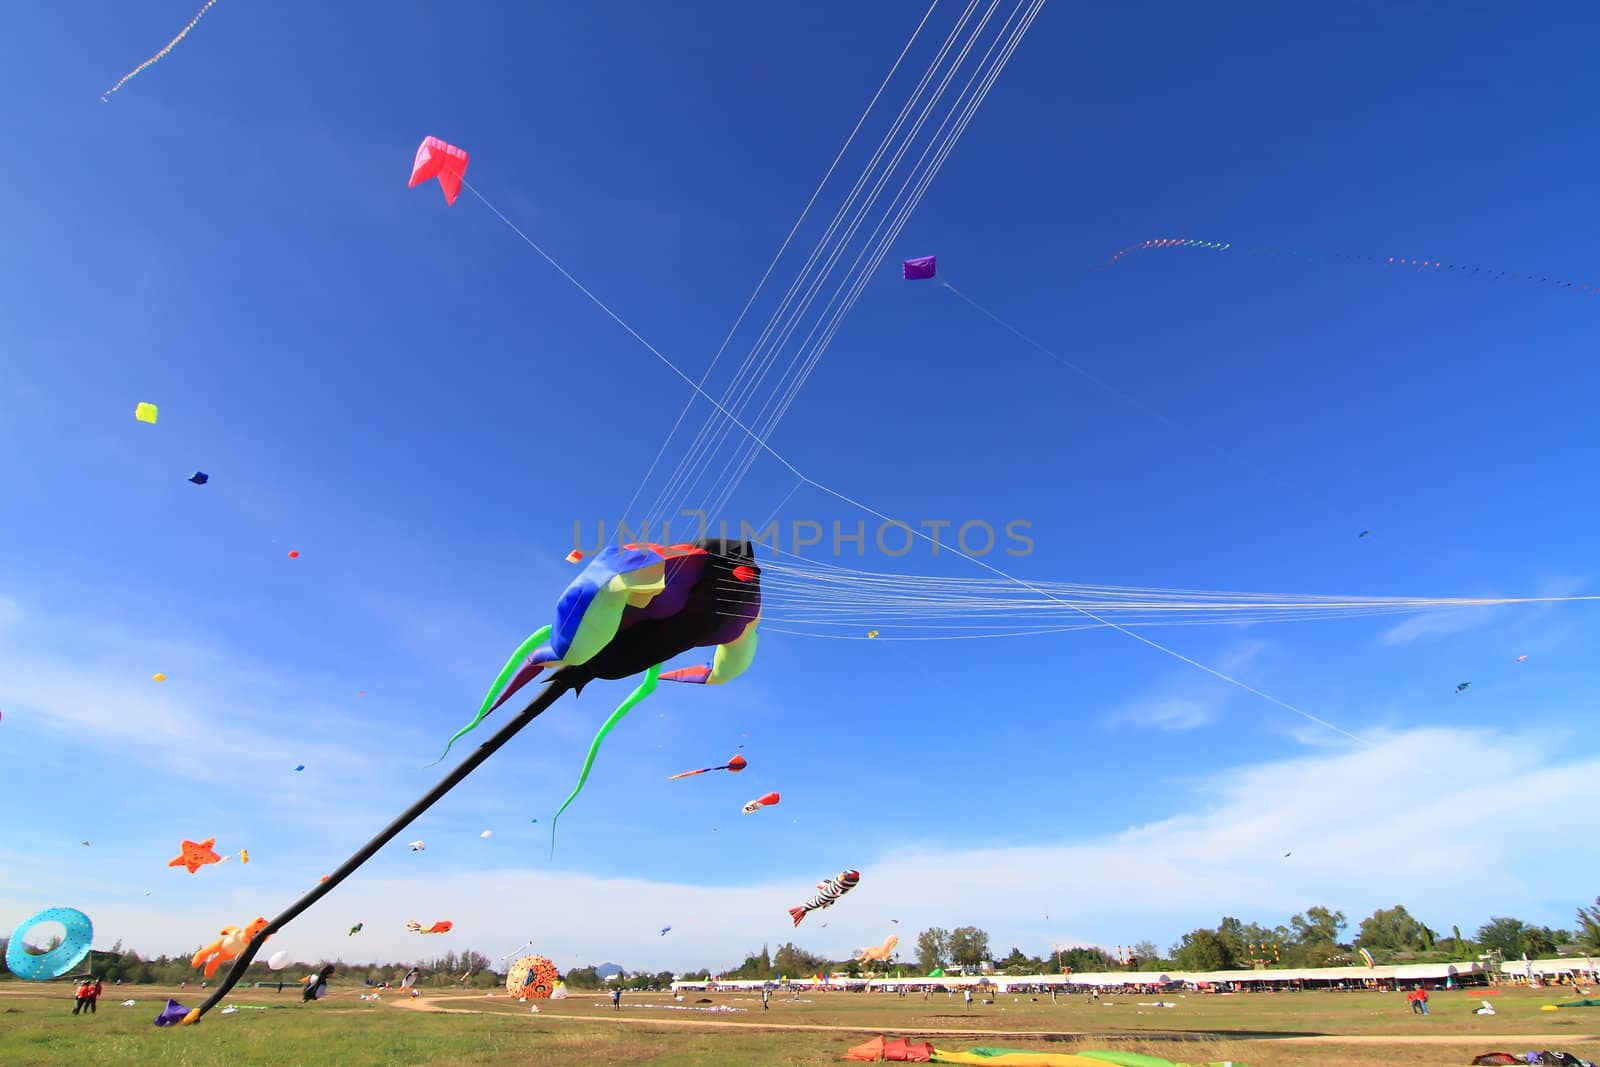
[673,958,1596,993]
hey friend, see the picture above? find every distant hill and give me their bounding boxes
[594,963,625,978]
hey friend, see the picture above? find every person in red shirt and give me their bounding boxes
[89,978,103,1014]
[71,981,91,1016]
[1406,988,1420,1014]
[1416,986,1430,1015]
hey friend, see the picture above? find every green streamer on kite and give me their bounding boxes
[431,625,553,765]
[548,664,660,857]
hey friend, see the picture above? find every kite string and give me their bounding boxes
[101,0,220,101]
[612,0,945,540]
[461,176,1367,746]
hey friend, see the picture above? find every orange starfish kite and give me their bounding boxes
[168,837,223,874]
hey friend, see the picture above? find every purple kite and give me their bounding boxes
[902,256,936,280]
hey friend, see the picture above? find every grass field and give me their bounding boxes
[2,981,1598,1066]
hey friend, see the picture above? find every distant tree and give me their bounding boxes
[1358,906,1435,952]
[1131,941,1159,965]
[1476,917,1530,958]
[772,942,829,977]
[0,939,9,976]
[1061,947,1114,973]
[1577,898,1600,953]
[1174,929,1235,972]
[949,927,991,969]
[565,967,601,990]
[1290,906,1347,946]
[916,928,951,972]
[1522,927,1558,957]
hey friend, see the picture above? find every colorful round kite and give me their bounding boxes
[5,906,94,981]
[505,955,559,999]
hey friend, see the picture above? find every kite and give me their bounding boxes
[856,935,899,962]
[903,256,937,280]
[789,869,860,926]
[1358,530,1371,539]
[406,920,453,935]
[480,830,493,839]
[5,907,94,981]
[168,837,222,874]
[743,791,780,813]
[239,849,249,864]
[1359,947,1376,968]
[101,0,221,102]
[667,753,747,780]
[169,539,762,1026]
[1096,234,1600,299]
[266,950,292,971]
[408,841,426,851]
[153,999,193,1026]
[566,550,585,563]
[288,550,300,559]
[867,630,879,639]
[192,918,269,979]
[348,923,363,936]
[1456,682,1471,693]
[153,673,166,683]
[409,137,470,206]
[660,926,672,936]
[189,472,208,485]
[506,955,559,999]
[1516,655,1529,663]
[433,539,762,853]
[135,402,159,424]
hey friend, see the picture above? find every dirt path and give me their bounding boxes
[384,994,1600,1046]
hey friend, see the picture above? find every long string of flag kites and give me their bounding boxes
[1094,236,1599,297]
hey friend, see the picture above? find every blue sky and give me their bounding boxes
[3,1,1598,974]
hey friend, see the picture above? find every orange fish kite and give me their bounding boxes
[193,917,270,978]
[406,920,453,935]
[168,837,223,874]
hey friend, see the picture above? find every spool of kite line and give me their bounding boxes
[6,907,94,980]
[180,675,580,1024]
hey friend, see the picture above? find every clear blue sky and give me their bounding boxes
[2,1,1597,973]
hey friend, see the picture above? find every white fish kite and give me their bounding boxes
[789,869,859,926]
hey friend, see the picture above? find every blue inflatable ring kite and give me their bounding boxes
[5,907,94,980]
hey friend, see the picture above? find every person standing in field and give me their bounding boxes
[762,986,770,1010]
[612,986,622,1011]
[71,980,91,1015]
[88,977,102,1013]
[1417,986,1429,1015]
[964,987,972,1010]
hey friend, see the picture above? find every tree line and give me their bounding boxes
[5,897,1595,985]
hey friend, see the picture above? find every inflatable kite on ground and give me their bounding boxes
[743,791,780,813]
[506,955,560,999]
[789,869,860,926]
[406,920,453,935]
[409,137,469,205]
[913,1045,1254,1066]
[5,907,94,981]
[436,539,762,852]
[303,965,334,1002]
[667,753,747,779]
[192,918,269,978]
[856,935,899,962]
[153,998,193,1026]
[168,837,222,874]
[903,256,937,280]
[167,538,762,1027]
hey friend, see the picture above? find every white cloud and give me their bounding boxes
[1378,606,1498,646]
[8,725,1593,975]
[1115,697,1216,731]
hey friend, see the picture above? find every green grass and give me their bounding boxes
[2,981,1598,1066]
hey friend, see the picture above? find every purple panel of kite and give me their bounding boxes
[902,256,936,280]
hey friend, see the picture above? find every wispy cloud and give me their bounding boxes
[1115,697,1217,731]
[1378,605,1498,646]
